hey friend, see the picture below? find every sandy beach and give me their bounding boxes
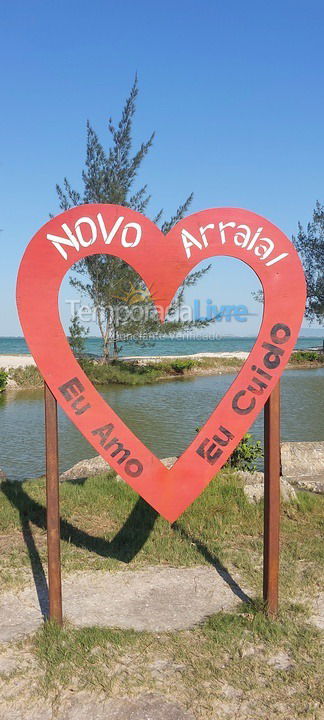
[122,351,249,363]
[0,351,249,370]
[0,354,37,370]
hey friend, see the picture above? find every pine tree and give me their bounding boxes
[293,201,324,324]
[56,77,210,360]
[68,314,89,357]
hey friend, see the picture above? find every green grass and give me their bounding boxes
[1,471,323,718]
[81,356,243,385]
[9,365,43,388]
[6,351,323,393]
[0,369,7,392]
[33,621,143,694]
[80,358,162,385]
[290,350,324,365]
[0,470,323,603]
[6,355,244,391]
[26,599,323,717]
[6,358,198,390]
[168,358,195,373]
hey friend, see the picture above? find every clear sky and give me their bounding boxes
[1,0,323,337]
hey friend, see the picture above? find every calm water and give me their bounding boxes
[0,368,323,481]
[0,335,322,357]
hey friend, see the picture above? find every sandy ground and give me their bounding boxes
[123,351,249,363]
[0,566,249,643]
[0,351,249,370]
[0,354,36,369]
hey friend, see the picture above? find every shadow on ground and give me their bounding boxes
[1,480,250,618]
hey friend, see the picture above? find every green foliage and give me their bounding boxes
[68,313,89,357]
[4,356,241,390]
[9,365,42,388]
[79,358,160,386]
[0,370,7,391]
[194,430,263,472]
[80,357,196,385]
[56,76,211,360]
[293,200,324,323]
[291,349,324,364]
[226,433,263,472]
[170,358,195,374]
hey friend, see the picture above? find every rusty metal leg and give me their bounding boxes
[263,381,280,616]
[44,382,63,625]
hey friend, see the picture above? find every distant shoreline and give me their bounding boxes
[1,346,324,370]
[1,334,322,372]
[0,351,250,370]
[1,349,323,392]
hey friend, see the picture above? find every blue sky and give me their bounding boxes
[1,0,323,337]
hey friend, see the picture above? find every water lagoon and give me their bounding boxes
[0,368,323,481]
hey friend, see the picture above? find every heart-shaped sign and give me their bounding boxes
[16,205,306,522]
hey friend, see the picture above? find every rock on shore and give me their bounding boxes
[51,441,324,499]
[59,455,177,482]
[59,455,111,482]
[281,441,324,494]
[234,470,297,502]
[59,455,298,503]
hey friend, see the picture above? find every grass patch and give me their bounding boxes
[27,601,323,717]
[5,351,324,393]
[80,358,162,385]
[1,472,323,717]
[0,369,8,392]
[168,358,195,373]
[6,355,244,392]
[290,350,324,365]
[33,620,143,695]
[80,356,241,386]
[194,356,243,370]
[0,470,260,586]
[9,365,43,388]
[0,470,323,603]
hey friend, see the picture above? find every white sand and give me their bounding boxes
[0,351,248,371]
[122,351,249,363]
[0,354,36,369]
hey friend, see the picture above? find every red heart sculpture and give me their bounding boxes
[16,205,306,522]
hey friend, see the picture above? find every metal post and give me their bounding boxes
[263,381,280,615]
[44,382,63,625]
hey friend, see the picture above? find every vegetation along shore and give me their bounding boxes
[0,349,323,390]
